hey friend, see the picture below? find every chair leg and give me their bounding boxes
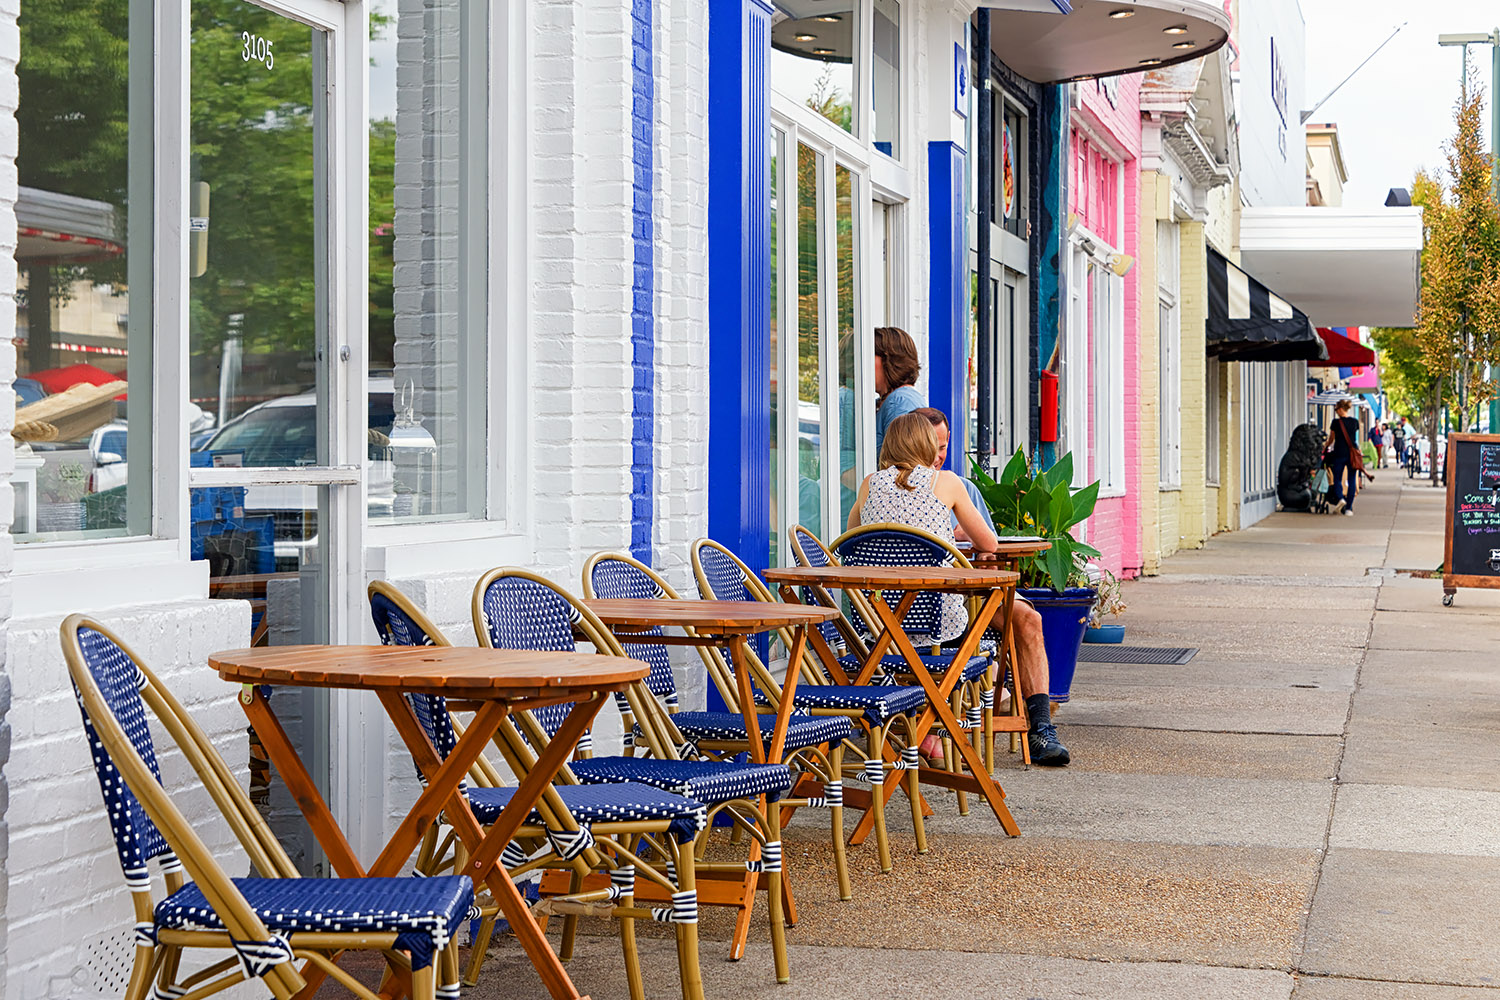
[908,735,928,856]
[981,669,996,774]
[866,723,892,873]
[411,957,437,1000]
[763,802,790,984]
[125,945,163,1000]
[462,908,498,987]
[440,941,461,1000]
[560,868,583,960]
[828,741,851,901]
[951,688,969,816]
[673,842,706,1000]
[619,891,646,1000]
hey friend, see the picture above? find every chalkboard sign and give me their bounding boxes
[1443,433,1500,601]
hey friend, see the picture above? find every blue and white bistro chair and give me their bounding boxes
[369,581,714,1000]
[690,538,935,869]
[583,551,858,897]
[471,568,801,986]
[829,523,1008,788]
[60,614,474,1000]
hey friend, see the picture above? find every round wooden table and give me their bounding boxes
[762,564,1022,838]
[213,643,648,1000]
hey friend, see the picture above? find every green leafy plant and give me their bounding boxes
[971,448,1101,592]
[1087,567,1128,628]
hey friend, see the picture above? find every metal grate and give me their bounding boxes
[1077,645,1198,665]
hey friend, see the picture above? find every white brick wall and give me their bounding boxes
[0,0,16,994]
[6,602,252,1000]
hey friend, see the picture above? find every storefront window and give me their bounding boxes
[770,4,857,136]
[796,143,823,538]
[872,0,900,157]
[999,102,1027,238]
[14,0,151,542]
[836,165,858,527]
[369,0,488,522]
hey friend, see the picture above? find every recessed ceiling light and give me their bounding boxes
[1108,8,1135,18]
[813,48,835,55]
[816,14,842,22]
[795,33,816,41]
[1139,57,1162,65]
[1172,40,1196,49]
[1163,24,1189,34]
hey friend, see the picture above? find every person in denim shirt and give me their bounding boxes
[874,327,925,455]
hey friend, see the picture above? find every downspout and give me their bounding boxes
[975,11,993,472]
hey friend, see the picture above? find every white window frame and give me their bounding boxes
[1092,263,1125,496]
[1157,221,1182,490]
[1062,243,1090,485]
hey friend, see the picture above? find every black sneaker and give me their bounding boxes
[1028,721,1070,767]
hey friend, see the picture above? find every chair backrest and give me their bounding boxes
[368,581,461,766]
[60,616,305,994]
[581,552,681,707]
[831,522,967,639]
[785,525,850,651]
[788,524,834,569]
[472,568,623,741]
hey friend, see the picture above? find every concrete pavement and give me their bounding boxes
[325,472,1500,998]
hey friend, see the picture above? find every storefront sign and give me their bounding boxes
[1001,121,1015,219]
[954,41,968,117]
[242,31,275,70]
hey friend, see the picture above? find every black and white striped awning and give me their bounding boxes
[1206,248,1328,362]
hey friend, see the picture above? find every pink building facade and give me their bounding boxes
[1065,76,1143,578]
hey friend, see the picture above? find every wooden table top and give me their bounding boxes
[583,598,838,631]
[966,538,1052,557]
[212,644,649,695]
[763,565,1019,590]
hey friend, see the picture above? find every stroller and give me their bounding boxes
[1277,423,1328,513]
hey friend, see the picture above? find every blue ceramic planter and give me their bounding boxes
[1018,587,1096,703]
[1084,624,1125,644]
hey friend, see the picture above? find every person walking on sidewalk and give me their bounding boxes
[1370,422,1385,468]
[1326,398,1365,515]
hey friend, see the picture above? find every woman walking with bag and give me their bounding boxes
[1326,398,1366,515]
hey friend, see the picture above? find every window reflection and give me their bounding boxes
[770,4,857,135]
[14,0,150,541]
[835,165,857,528]
[796,143,822,538]
[872,0,900,157]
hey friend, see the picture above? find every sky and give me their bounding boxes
[1300,0,1499,207]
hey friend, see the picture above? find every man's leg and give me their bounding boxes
[1011,600,1069,767]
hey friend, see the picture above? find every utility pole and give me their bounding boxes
[1438,30,1500,431]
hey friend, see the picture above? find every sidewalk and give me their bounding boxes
[344,473,1500,998]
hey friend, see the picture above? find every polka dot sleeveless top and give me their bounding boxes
[859,465,968,642]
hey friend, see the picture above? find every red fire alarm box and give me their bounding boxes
[1039,370,1059,443]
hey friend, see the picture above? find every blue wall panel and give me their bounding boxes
[629,0,655,563]
[706,0,772,575]
[927,140,967,459]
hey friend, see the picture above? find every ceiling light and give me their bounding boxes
[816,14,842,22]
[1139,57,1162,65]
[813,48,835,55]
[1108,8,1135,18]
[795,33,816,41]
[1163,24,1188,34]
[1172,40,1196,49]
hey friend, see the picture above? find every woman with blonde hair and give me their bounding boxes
[847,412,1070,766]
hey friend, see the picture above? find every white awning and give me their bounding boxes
[976,0,1230,85]
[1238,207,1424,329]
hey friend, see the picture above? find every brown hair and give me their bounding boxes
[1334,399,1352,415]
[874,327,921,394]
[878,412,940,490]
[912,406,949,431]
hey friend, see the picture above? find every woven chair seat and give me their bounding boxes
[753,684,928,726]
[465,781,707,843]
[839,652,990,684]
[155,875,474,967]
[570,757,794,804]
[665,711,852,749]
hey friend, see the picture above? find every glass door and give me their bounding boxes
[188,0,363,872]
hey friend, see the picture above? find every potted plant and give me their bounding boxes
[972,448,1100,702]
[1083,566,1127,643]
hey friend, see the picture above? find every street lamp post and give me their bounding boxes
[1438,30,1500,431]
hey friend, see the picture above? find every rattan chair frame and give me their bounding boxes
[471,567,793,989]
[60,615,455,1000]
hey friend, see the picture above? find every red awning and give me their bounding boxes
[1314,328,1376,367]
[27,362,128,398]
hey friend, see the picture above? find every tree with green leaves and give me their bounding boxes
[1412,67,1500,479]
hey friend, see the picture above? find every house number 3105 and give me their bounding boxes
[242,32,274,69]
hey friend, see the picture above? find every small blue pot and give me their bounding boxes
[1018,587,1097,703]
[1084,624,1125,644]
